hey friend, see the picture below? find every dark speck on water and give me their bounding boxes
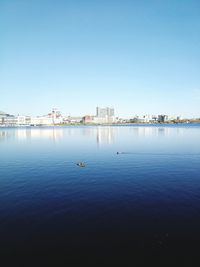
[76,162,86,167]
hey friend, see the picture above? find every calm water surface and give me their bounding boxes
[1,125,200,263]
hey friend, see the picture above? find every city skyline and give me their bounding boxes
[0,107,184,120]
[1,1,200,118]
[0,106,194,126]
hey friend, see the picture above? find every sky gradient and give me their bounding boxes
[1,0,200,118]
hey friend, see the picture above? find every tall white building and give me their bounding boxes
[95,107,115,123]
[96,107,114,118]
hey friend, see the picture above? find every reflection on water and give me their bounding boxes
[0,125,199,144]
[97,126,114,145]
[129,126,186,137]
[0,127,64,142]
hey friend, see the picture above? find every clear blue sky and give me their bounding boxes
[0,0,200,118]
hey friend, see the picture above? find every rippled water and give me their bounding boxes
[1,125,200,264]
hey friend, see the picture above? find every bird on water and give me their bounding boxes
[76,162,86,167]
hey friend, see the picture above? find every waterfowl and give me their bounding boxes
[76,162,86,167]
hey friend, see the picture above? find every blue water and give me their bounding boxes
[1,125,200,263]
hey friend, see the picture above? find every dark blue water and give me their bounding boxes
[1,125,200,264]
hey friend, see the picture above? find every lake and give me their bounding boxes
[0,125,200,265]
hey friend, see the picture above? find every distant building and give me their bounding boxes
[48,108,63,124]
[115,117,129,123]
[28,108,63,126]
[82,115,95,124]
[0,111,7,124]
[130,115,157,123]
[96,107,114,118]
[30,116,53,126]
[1,115,16,125]
[68,116,83,124]
[158,115,169,123]
[16,115,27,125]
[0,111,24,126]
[95,107,115,123]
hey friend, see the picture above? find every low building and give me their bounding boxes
[158,115,169,123]
[114,117,129,123]
[68,116,83,124]
[48,108,63,124]
[30,116,53,126]
[130,115,158,123]
[0,111,14,125]
[1,115,17,126]
[16,115,28,125]
[93,116,115,124]
[82,115,95,124]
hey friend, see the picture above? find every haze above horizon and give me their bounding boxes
[0,0,200,118]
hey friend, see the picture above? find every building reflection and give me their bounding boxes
[96,126,114,145]
[0,125,189,143]
[129,126,184,137]
[26,128,64,141]
[0,130,10,141]
[0,127,64,142]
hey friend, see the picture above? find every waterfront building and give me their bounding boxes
[16,115,27,125]
[0,111,14,125]
[95,107,115,123]
[48,108,63,124]
[96,107,115,118]
[82,115,95,124]
[130,115,157,123]
[0,112,27,126]
[177,116,182,121]
[1,115,16,125]
[62,115,82,124]
[0,111,6,124]
[158,115,169,123]
[0,112,37,126]
[30,116,53,126]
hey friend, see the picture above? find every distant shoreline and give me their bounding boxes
[1,121,200,128]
